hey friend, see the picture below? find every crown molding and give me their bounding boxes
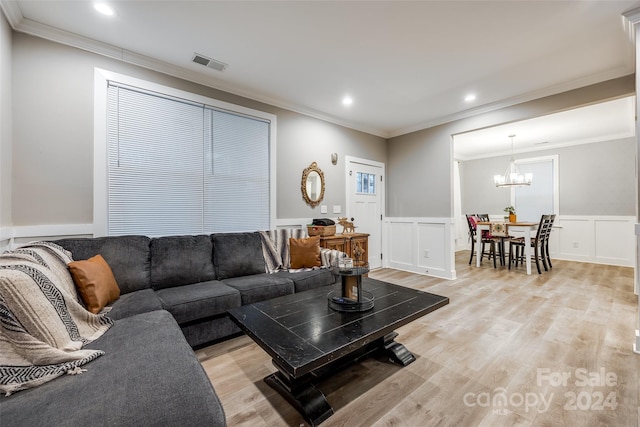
[388,66,634,139]
[0,1,23,28]
[122,49,389,137]
[3,2,633,141]
[4,10,389,138]
[455,130,636,162]
[16,16,125,59]
[623,6,640,25]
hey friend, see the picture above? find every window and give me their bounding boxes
[513,156,559,222]
[95,70,276,236]
[356,172,376,194]
[204,109,270,233]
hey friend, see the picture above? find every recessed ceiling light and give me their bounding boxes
[464,94,476,102]
[94,3,115,16]
[342,96,353,106]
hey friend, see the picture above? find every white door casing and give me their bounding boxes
[345,156,385,269]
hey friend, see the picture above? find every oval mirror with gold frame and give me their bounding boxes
[301,162,325,208]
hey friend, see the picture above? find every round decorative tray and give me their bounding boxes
[330,265,370,276]
[327,290,374,312]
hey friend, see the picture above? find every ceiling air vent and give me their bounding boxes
[192,53,227,72]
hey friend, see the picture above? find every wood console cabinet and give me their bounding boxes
[319,233,369,265]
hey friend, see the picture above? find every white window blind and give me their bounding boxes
[106,83,270,236]
[205,109,270,232]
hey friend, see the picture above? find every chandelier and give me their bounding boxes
[494,135,532,187]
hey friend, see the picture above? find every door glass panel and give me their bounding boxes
[356,172,376,194]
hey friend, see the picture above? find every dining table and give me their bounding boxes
[475,221,539,275]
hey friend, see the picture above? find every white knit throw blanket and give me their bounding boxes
[0,242,112,396]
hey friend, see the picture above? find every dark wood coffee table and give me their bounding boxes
[227,278,449,426]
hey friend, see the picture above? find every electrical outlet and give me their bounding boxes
[424,250,429,258]
[332,205,341,214]
[572,242,579,248]
[320,205,327,214]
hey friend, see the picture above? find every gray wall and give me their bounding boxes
[11,33,386,226]
[7,30,637,229]
[558,138,635,215]
[0,12,11,227]
[386,75,635,218]
[460,137,636,216]
[276,110,386,218]
[459,157,511,215]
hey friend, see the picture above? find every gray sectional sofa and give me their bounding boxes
[0,231,338,426]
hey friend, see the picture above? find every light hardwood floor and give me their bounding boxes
[196,252,640,426]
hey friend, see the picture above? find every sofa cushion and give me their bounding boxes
[275,269,337,293]
[150,235,216,290]
[106,289,164,321]
[156,281,241,324]
[222,273,294,305]
[0,310,226,427]
[55,236,151,294]
[289,236,322,269]
[68,254,121,314]
[212,232,265,279]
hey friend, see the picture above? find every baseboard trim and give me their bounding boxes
[387,262,456,280]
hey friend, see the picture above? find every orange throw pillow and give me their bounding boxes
[289,236,322,269]
[68,255,120,314]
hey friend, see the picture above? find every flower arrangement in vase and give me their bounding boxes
[504,206,516,223]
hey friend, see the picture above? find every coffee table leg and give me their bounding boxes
[382,332,416,366]
[264,364,333,426]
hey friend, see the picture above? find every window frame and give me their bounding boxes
[512,155,560,220]
[356,171,377,195]
[93,68,277,237]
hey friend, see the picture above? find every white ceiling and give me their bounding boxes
[2,0,639,139]
[454,95,636,160]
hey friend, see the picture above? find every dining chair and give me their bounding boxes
[466,214,500,267]
[542,215,555,268]
[508,214,555,274]
[477,214,510,266]
[489,221,510,266]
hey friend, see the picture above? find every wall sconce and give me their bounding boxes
[331,153,338,165]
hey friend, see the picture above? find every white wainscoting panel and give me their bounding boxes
[594,219,633,263]
[385,217,455,280]
[274,218,309,230]
[456,215,634,267]
[555,216,635,267]
[632,222,639,354]
[4,216,632,273]
[2,220,310,251]
[1,224,94,251]
[417,222,446,272]
[557,217,591,259]
[388,221,414,268]
[0,227,12,253]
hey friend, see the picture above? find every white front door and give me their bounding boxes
[346,157,384,269]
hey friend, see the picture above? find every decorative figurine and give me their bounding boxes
[337,217,356,234]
